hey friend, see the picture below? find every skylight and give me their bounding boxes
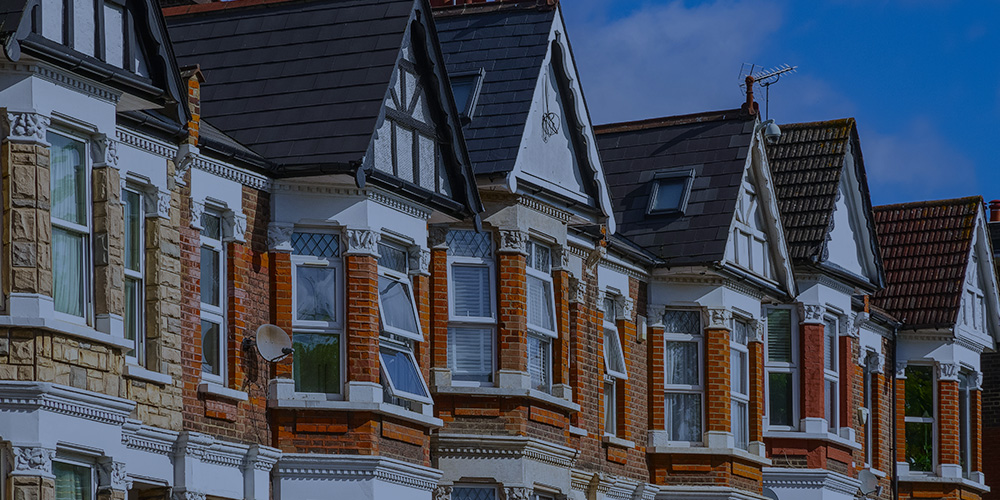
[647,170,695,215]
[450,70,485,123]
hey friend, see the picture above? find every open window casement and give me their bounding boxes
[377,242,424,342]
[603,296,628,380]
[526,241,558,339]
[379,342,432,405]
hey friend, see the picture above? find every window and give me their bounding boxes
[526,241,557,393]
[732,176,771,278]
[452,486,497,500]
[765,307,797,429]
[647,170,694,215]
[824,318,839,431]
[378,242,431,407]
[449,71,485,123]
[49,131,91,321]
[904,365,934,473]
[123,187,144,363]
[663,309,703,443]
[960,370,974,479]
[291,232,343,395]
[732,318,751,449]
[603,296,628,436]
[447,230,496,385]
[200,211,226,384]
[53,461,94,500]
[862,351,875,466]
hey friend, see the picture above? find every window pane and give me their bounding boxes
[124,277,140,358]
[447,229,493,258]
[296,266,338,322]
[453,487,496,500]
[124,189,142,272]
[767,309,792,363]
[201,213,221,240]
[666,393,701,442]
[604,329,626,376]
[664,310,700,335]
[378,276,420,338]
[665,341,698,386]
[768,372,793,426]
[451,78,476,115]
[452,265,491,318]
[733,400,748,450]
[731,349,747,396]
[905,422,933,472]
[377,243,408,274]
[49,133,87,225]
[905,366,934,418]
[53,228,85,317]
[527,335,550,392]
[381,347,427,398]
[54,461,92,500]
[825,320,836,371]
[531,243,551,273]
[605,381,616,433]
[733,319,751,345]
[201,320,221,376]
[200,247,220,306]
[527,275,554,332]
[449,327,493,382]
[650,178,685,212]
[604,297,617,323]
[826,379,837,428]
[292,232,340,258]
[293,333,340,393]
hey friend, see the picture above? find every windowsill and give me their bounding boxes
[602,435,635,449]
[764,429,861,450]
[0,315,134,350]
[198,382,249,402]
[898,474,990,492]
[269,398,443,428]
[647,444,772,466]
[124,364,173,385]
[431,385,581,413]
[569,425,587,437]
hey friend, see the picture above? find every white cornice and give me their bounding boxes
[275,454,441,491]
[432,434,577,469]
[763,468,861,496]
[0,62,119,104]
[121,420,178,456]
[794,273,858,296]
[0,381,134,426]
[516,195,573,224]
[116,127,177,159]
[273,182,432,220]
[192,154,272,193]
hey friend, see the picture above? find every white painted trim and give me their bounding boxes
[123,364,172,386]
[0,311,134,351]
[430,385,580,412]
[0,381,134,426]
[762,467,860,496]
[197,383,248,402]
[433,433,578,469]
[274,454,442,491]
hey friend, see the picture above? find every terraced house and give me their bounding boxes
[1,0,999,499]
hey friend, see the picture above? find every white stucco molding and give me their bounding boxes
[409,246,431,277]
[497,229,529,254]
[222,209,247,244]
[796,303,825,325]
[92,134,119,169]
[190,199,205,230]
[121,419,179,456]
[171,490,206,500]
[503,487,532,500]
[429,225,449,249]
[2,109,50,145]
[704,307,732,330]
[895,362,908,379]
[267,223,295,252]
[762,467,860,497]
[275,454,442,491]
[750,319,765,344]
[569,277,587,304]
[0,380,135,427]
[434,485,453,500]
[173,143,198,187]
[936,362,960,382]
[653,484,769,500]
[344,227,380,257]
[116,127,177,159]
[551,245,571,272]
[96,459,129,492]
[433,434,578,470]
[8,444,56,477]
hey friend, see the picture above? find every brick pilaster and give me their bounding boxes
[973,387,982,474]
[800,322,825,420]
[497,251,527,374]
[872,370,885,470]
[896,368,907,464]
[269,249,292,378]
[939,379,960,467]
[749,332,764,443]
[346,253,379,384]
[553,268,571,387]
[616,316,635,440]
[569,279,586,428]
[429,247,448,371]
[705,326,731,433]
[412,272,431,382]
[649,321,665,432]
[839,335,856,431]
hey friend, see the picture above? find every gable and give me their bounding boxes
[956,215,1000,344]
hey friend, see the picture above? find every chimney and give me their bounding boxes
[990,200,1000,222]
[741,75,759,116]
[180,65,205,145]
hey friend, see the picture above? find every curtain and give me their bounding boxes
[54,462,91,500]
[49,134,86,225]
[667,393,701,442]
[767,309,792,362]
[527,275,553,331]
[665,341,698,386]
[448,327,492,382]
[52,228,84,317]
[296,266,338,322]
[527,335,549,391]
[201,320,220,376]
[730,349,747,395]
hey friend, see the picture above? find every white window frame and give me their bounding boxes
[764,305,799,431]
[52,458,96,500]
[199,208,226,385]
[527,332,552,393]
[862,350,875,467]
[824,317,840,432]
[379,338,433,405]
[290,230,345,396]
[965,254,986,333]
[904,364,937,474]
[48,129,93,325]
[447,230,497,386]
[731,317,751,450]
[603,294,627,437]
[377,242,424,342]
[122,185,144,365]
[525,240,557,394]
[732,178,771,279]
[663,308,704,445]
[959,370,973,479]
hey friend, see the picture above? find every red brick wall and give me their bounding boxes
[800,323,825,420]
[940,379,960,467]
[346,254,379,384]
[705,327,730,433]
[498,252,526,373]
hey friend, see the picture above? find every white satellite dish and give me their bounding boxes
[255,324,293,362]
[762,488,779,500]
[858,469,881,498]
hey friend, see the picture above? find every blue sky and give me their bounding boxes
[562,0,1000,206]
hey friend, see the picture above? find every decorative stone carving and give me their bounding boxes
[797,303,825,324]
[171,490,206,500]
[189,200,205,230]
[936,362,959,382]
[569,278,586,304]
[11,446,54,475]
[173,145,197,186]
[840,314,855,338]
[433,486,453,500]
[503,487,532,500]
[749,319,765,343]
[970,371,983,390]
[345,228,380,256]
[852,311,870,337]
[704,307,732,330]
[267,223,294,252]
[223,211,247,243]
[497,229,528,254]
[428,225,449,249]
[408,247,431,276]
[93,135,119,168]
[552,245,571,270]
[97,461,128,491]
[895,361,908,379]
[622,297,635,322]
[146,190,171,219]
[2,111,49,143]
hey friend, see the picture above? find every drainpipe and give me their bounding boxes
[890,321,899,500]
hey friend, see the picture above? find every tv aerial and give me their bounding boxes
[249,324,293,363]
[739,63,797,119]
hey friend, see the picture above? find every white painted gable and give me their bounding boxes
[826,178,866,277]
[727,171,777,281]
[39,0,149,76]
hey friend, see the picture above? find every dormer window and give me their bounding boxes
[646,169,694,215]
[450,70,485,124]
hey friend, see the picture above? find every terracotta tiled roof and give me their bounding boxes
[871,196,982,329]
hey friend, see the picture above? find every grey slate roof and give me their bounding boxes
[596,109,755,266]
[434,4,555,176]
[0,0,28,42]
[165,0,414,170]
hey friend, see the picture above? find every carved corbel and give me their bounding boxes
[704,307,732,330]
[345,228,380,256]
[796,303,825,324]
[936,362,959,382]
[10,445,55,476]
[408,246,431,276]
[497,229,528,254]
[267,223,294,252]
[1,110,50,144]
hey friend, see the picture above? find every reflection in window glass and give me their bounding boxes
[769,372,793,426]
[296,267,338,322]
[381,347,427,398]
[293,333,340,393]
[666,393,701,441]
[201,320,220,376]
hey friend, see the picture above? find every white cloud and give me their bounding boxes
[862,117,979,205]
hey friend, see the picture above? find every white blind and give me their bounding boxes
[452,265,491,318]
[767,309,792,363]
[527,335,549,391]
[824,320,836,371]
[604,328,627,378]
[527,275,555,334]
[449,327,492,380]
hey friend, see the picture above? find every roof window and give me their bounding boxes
[450,70,485,124]
[647,169,695,215]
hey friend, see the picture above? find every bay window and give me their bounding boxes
[200,210,226,384]
[525,240,557,393]
[123,187,144,363]
[54,460,94,500]
[291,231,343,395]
[446,229,496,385]
[603,296,627,436]
[731,318,751,449]
[905,365,934,473]
[824,318,839,431]
[765,307,797,429]
[663,309,703,443]
[49,131,91,321]
[377,242,431,407]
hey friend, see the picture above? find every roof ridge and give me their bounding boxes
[431,0,556,17]
[873,195,983,212]
[777,117,855,129]
[163,0,346,18]
[594,108,748,135]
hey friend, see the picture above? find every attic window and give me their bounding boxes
[450,70,485,124]
[647,170,694,215]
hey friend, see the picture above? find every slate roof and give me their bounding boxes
[434,3,555,176]
[595,109,755,266]
[165,0,414,171]
[871,196,981,329]
[0,0,28,42]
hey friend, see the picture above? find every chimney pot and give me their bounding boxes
[990,200,1000,222]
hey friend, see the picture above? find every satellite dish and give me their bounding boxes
[858,469,882,497]
[762,487,779,500]
[255,324,293,362]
